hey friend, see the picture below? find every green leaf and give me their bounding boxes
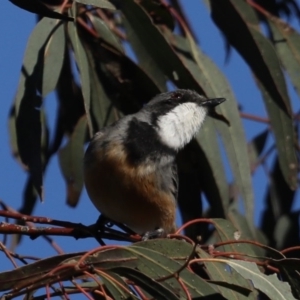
[227,260,296,300]
[256,78,297,190]
[120,0,205,93]
[42,22,65,97]
[210,218,261,256]
[133,238,193,258]
[0,252,84,291]
[110,267,180,300]
[197,248,257,299]
[268,18,300,97]
[13,18,66,198]
[58,116,87,207]
[124,248,219,298]
[68,4,93,137]
[88,14,123,52]
[75,0,116,10]
[195,50,254,225]
[167,30,253,224]
[9,0,73,21]
[15,17,59,115]
[8,106,20,165]
[92,240,220,298]
[100,271,137,300]
[123,16,167,92]
[210,0,298,190]
[85,43,117,133]
[195,122,229,217]
[247,130,269,173]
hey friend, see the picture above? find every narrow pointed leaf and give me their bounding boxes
[247,130,269,172]
[88,14,123,52]
[85,45,116,133]
[100,271,137,300]
[68,5,93,137]
[58,116,87,206]
[42,21,65,97]
[110,267,180,300]
[196,120,229,217]
[9,0,73,21]
[165,30,253,223]
[15,17,59,115]
[210,0,298,190]
[120,0,205,94]
[123,14,167,92]
[75,0,116,10]
[197,248,256,299]
[227,260,296,300]
[190,41,254,224]
[257,79,297,190]
[267,16,300,98]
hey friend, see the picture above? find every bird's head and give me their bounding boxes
[143,89,225,151]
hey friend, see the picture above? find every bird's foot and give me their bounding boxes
[142,228,164,241]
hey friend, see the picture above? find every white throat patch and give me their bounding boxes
[157,102,207,150]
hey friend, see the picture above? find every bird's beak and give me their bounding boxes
[203,97,230,126]
[201,97,226,107]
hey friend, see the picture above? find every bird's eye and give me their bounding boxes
[171,92,182,99]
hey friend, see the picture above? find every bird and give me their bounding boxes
[84,89,225,237]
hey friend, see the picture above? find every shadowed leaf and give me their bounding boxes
[41,21,65,97]
[227,260,296,300]
[9,0,73,20]
[210,0,298,190]
[197,248,257,299]
[68,4,93,137]
[75,0,116,10]
[58,116,87,207]
[267,15,300,98]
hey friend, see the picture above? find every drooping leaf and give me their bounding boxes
[166,30,253,225]
[9,0,73,20]
[58,116,87,207]
[0,252,84,291]
[41,21,65,97]
[267,15,300,98]
[68,4,93,137]
[110,267,180,300]
[209,0,298,190]
[51,49,85,156]
[120,0,205,94]
[85,43,118,133]
[247,130,269,173]
[75,0,116,10]
[197,248,257,299]
[88,14,123,52]
[123,16,167,92]
[80,25,161,115]
[227,260,296,300]
[95,243,221,298]
[14,18,65,198]
[100,271,137,300]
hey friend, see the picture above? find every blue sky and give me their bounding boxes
[0,1,299,275]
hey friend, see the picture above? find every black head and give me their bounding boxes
[144,89,225,123]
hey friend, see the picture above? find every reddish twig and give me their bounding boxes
[132,285,149,300]
[240,112,270,124]
[71,279,94,300]
[168,233,195,245]
[281,245,300,255]
[177,277,191,300]
[0,241,18,268]
[0,209,140,243]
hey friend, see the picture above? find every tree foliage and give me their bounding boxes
[2,0,300,299]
